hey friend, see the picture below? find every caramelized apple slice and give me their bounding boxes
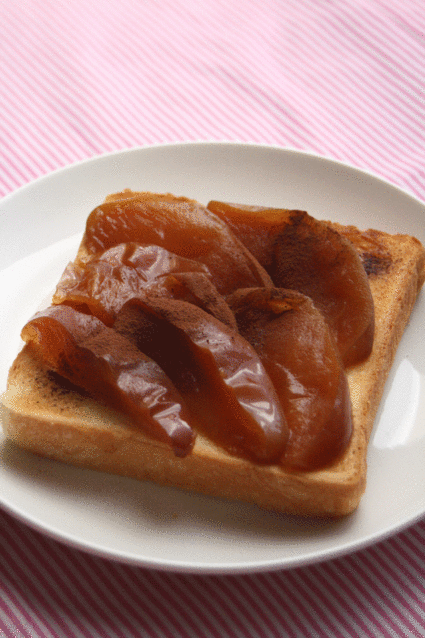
[114,297,289,463]
[79,192,272,295]
[159,272,237,330]
[21,305,195,457]
[227,288,352,470]
[207,201,375,367]
[53,243,237,330]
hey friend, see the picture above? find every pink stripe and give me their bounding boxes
[0,156,35,194]
[1,14,116,148]
[0,535,81,637]
[148,571,227,638]
[0,125,54,181]
[1,522,106,637]
[207,575,274,636]
[43,545,153,638]
[25,526,177,638]
[88,562,178,638]
[300,564,372,637]
[338,5,425,84]
[267,3,425,157]
[184,574,259,635]
[344,551,419,636]
[389,536,425,589]
[1,72,104,157]
[270,21,422,157]
[0,79,97,165]
[98,566,186,638]
[311,561,385,637]
[252,54,422,182]
[405,525,425,558]
[259,571,325,636]
[0,579,44,638]
[285,567,354,636]
[154,572,237,637]
[228,574,286,637]
[370,543,425,626]
[246,572,311,636]
[0,584,57,638]
[0,114,72,178]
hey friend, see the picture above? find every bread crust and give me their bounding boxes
[2,223,424,517]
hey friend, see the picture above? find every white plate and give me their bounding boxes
[0,142,424,574]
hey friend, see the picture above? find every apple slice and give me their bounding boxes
[207,201,374,367]
[227,287,352,470]
[21,305,195,457]
[53,242,237,330]
[79,192,272,295]
[114,296,289,463]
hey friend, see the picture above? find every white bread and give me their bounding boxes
[2,209,424,517]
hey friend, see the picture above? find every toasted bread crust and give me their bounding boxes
[2,223,425,517]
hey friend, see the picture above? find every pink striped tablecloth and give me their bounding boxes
[1,0,424,636]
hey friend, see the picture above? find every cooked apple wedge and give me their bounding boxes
[207,201,375,367]
[53,242,236,328]
[113,297,289,463]
[21,305,195,457]
[78,191,273,295]
[227,288,352,470]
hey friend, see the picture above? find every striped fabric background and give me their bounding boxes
[1,0,424,636]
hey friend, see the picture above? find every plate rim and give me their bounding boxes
[1,140,424,574]
[1,139,424,212]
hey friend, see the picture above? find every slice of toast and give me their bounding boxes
[1,221,424,517]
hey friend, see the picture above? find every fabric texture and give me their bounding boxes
[1,0,424,636]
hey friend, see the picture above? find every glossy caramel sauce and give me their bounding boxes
[21,305,195,457]
[207,201,375,368]
[21,192,374,470]
[227,288,352,470]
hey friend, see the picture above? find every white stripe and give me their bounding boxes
[1,14,124,150]
[371,543,425,625]
[268,2,425,148]
[289,567,367,638]
[245,573,312,638]
[334,555,417,637]
[182,576,255,638]
[208,575,283,637]
[0,577,55,638]
[0,534,95,638]
[0,114,70,175]
[23,536,134,638]
[404,526,425,557]
[91,560,184,638]
[320,559,391,637]
[0,67,99,158]
[0,606,27,638]
[304,564,385,638]
[263,571,328,637]
[271,28,423,159]
[146,570,228,637]
[336,4,425,82]
[232,575,291,638]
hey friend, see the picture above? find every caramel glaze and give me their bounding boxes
[227,288,352,470]
[52,240,288,463]
[79,192,273,295]
[21,305,195,457]
[113,297,289,464]
[53,243,237,330]
[19,192,375,470]
[207,201,375,368]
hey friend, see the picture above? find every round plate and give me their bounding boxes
[0,142,424,574]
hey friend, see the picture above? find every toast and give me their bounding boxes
[1,199,424,517]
